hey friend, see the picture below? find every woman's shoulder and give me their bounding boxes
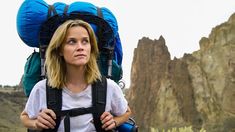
[106,78,123,94]
[35,79,47,86]
[105,78,128,115]
[34,79,47,89]
[30,79,47,94]
[106,78,118,88]
[25,79,47,118]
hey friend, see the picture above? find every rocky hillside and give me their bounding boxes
[127,13,235,132]
[0,88,27,132]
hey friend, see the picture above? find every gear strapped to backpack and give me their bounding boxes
[17,0,137,132]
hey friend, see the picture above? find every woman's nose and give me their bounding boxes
[76,42,84,51]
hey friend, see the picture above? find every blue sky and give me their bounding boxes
[0,0,234,87]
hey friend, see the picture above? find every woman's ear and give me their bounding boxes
[59,52,63,56]
[59,48,63,56]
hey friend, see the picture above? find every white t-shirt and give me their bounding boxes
[25,78,128,132]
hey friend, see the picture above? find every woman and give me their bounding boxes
[20,19,131,131]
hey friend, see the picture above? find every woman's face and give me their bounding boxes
[61,26,91,67]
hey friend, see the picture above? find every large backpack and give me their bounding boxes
[17,1,137,131]
[17,0,123,97]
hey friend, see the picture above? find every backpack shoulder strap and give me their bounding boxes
[44,79,62,132]
[44,77,107,132]
[92,76,107,132]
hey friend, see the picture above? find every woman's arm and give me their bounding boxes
[20,110,38,130]
[100,106,132,131]
[113,106,131,127]
[20,109,57,130]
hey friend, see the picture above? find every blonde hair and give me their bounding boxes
[45,19,101,88]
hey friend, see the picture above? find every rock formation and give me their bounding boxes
[127,13,235,132]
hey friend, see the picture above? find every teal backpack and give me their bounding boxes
[22,51,41,97]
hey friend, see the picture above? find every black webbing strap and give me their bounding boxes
[60,107,93,117]
[47,5,57,18]
[44,80,62,132]
[96,7,104,51]
[60,107,93,132]
[92,77,107,132]
[63,5,69,16]
[97,7,103,18]
[47,5,53,18]
[40,5,58,79]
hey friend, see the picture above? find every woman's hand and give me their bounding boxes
[34,108,57,130]
[100,111,117,131]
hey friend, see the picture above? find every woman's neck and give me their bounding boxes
[65,65,88,93]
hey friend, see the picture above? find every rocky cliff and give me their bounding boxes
[127,13,235,132]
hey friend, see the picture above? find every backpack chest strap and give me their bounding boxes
[58,107,93,132]
[59,107,93,117]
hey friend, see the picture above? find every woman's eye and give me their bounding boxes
[82,39,89,44]
[67,39,76,44]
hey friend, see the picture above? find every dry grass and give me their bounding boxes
[0,90,27,131]
[150,126,206,132]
